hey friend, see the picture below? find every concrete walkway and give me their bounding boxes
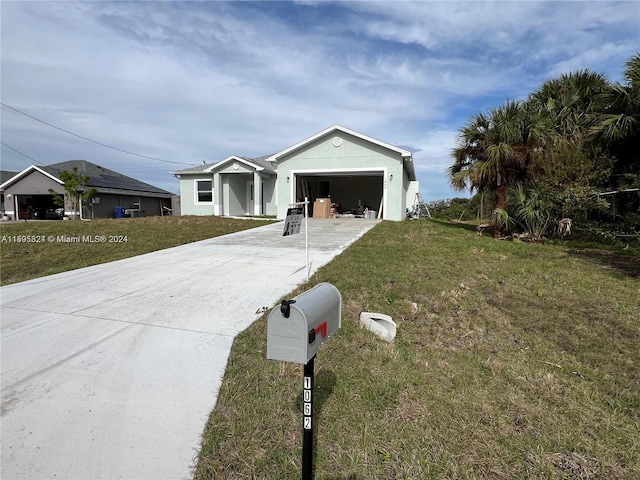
[0,218,379,480]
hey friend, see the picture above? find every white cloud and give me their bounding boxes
[1,0,638,201]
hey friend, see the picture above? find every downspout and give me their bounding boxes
[78,190,84,220]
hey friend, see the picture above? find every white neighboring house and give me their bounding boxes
[172,125,419,221]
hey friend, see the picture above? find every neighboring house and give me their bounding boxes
[173,125,419,221]
[1,170,19,214]
[0,160,173,220]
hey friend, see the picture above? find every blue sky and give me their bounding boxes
[1,1,638,201]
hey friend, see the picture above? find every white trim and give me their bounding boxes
[204,155,264,173]
[213,172,222,215]
[253,172,263,216]
[289,167,388,220]
[0,165,64,190]
[267,125,411,163]
[193,178,214,205]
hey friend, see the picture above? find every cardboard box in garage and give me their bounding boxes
[313,198,331,218]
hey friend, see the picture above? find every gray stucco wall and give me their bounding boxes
[81,194,170,218]
[5,170,62,197]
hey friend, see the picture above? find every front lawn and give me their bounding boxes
[195,219,639,479]
[0,216,274,285]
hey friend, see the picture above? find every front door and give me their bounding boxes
[246,181,254,215]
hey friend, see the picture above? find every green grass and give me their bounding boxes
[0,216,274,285]
[195,219,640,479]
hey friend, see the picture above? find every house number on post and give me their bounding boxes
[303,376,312,429]
[302,359,315,477]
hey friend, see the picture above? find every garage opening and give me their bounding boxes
[14,194,64,220]
[294,171,384,218]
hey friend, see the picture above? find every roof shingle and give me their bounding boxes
[41,160,172,196]
[172,155,276,175]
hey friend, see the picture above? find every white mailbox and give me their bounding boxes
[267,283,342,364]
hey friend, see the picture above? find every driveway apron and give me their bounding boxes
[0,218,379,480]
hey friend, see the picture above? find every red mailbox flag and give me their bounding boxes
[315,322,327,339]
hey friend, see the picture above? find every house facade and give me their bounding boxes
[175,155,277,217]
[173,125,419,221]
[0,160,173,220]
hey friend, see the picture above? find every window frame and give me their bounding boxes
[194,179,213,204]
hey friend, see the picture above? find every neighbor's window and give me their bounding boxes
[196,180,213,203]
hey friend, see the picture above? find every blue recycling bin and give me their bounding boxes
[114,206,126,218]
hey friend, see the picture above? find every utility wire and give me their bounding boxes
[1,103,193,166]
[0,141,45,165]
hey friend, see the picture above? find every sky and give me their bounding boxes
[1,1,638,202]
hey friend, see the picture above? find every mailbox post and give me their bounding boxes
[267,283,342,480]
[302,357,314,478]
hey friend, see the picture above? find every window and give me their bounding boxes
[196,180,212,203]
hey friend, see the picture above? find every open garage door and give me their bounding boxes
[14,194,64,220]
[293,170,385,219]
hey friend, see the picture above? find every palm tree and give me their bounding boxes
[451,55,639,239]
[449,100,543,236]
[528,69,609,140]
[591,53,640,182]
[591,52,640,221]
[524,69,616,223]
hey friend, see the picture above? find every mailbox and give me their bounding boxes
[267,282,342,364]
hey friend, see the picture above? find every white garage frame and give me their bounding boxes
[289,167,388,220]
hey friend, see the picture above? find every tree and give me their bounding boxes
[528,69,609,140]
[49,167,97,219]
[450,54,639,240]
[449,100,543,236]
[591,53,640,220]
[591,53,639,158]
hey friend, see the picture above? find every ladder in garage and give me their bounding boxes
[413,192,431,218]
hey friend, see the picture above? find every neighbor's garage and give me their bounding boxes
[1,168,64,220]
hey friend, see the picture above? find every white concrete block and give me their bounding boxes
[359,312,396,342]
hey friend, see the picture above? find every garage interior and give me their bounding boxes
[295,173,383,217]
[13,194,63,220]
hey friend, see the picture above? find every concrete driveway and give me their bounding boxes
[1,218,379,480]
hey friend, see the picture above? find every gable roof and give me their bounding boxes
[0,165,64,190]
[238,154,277,173]
[0,170,19,186]
[172,154,276,176]
[171,163,217,174]
[266,125,413,163]
[1,160,172,197]
[170,125,415,180]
